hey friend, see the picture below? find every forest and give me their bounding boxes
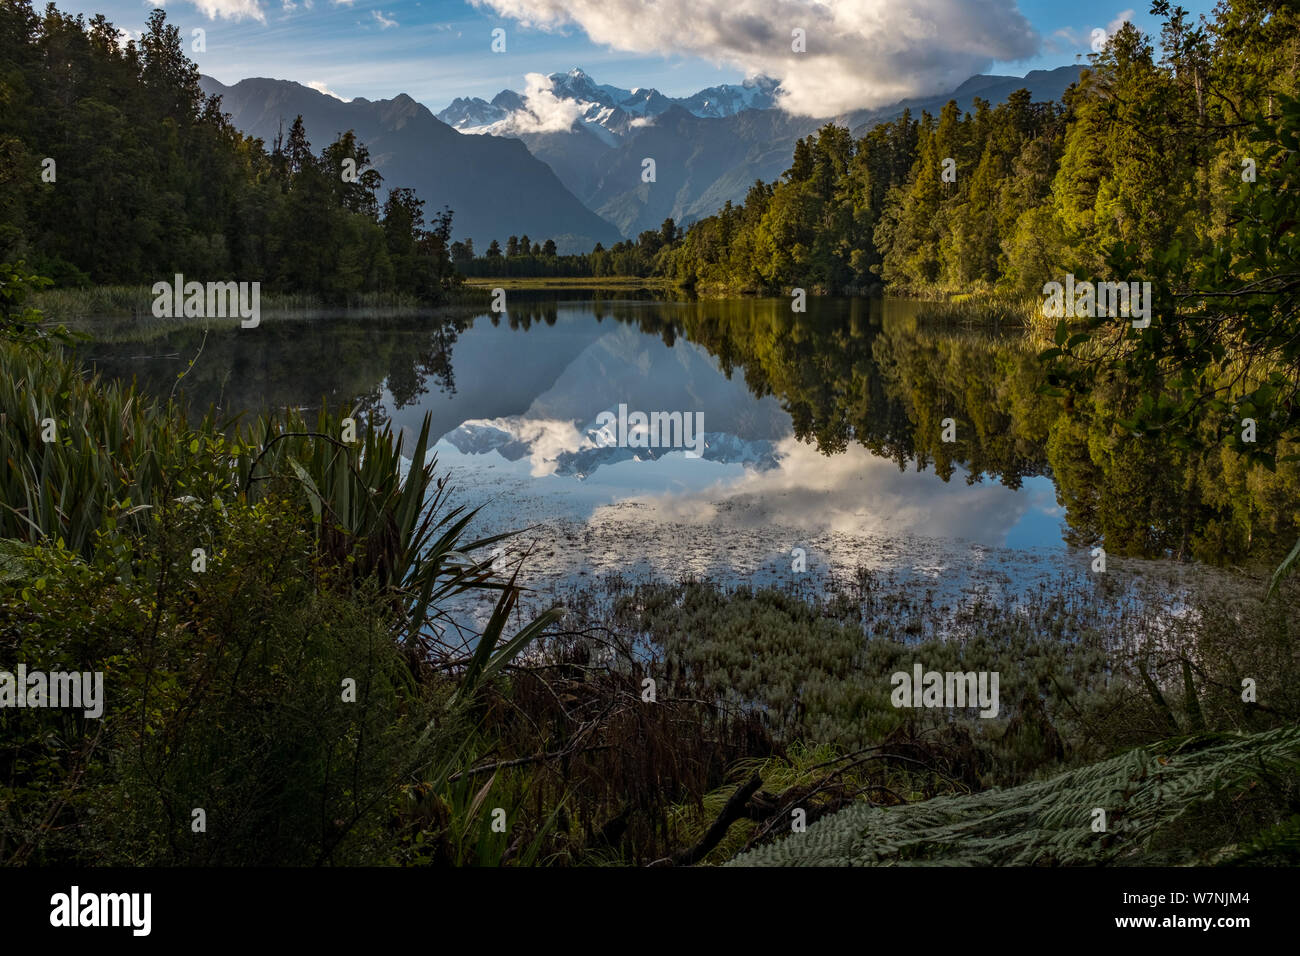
[0,3,459,302]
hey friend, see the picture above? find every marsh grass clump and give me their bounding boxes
[913,294,1038,328]
[606,580,1114,781]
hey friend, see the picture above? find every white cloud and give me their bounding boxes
[1045,27,1082,53]
[371,9,398,28]
[601,435,1033,543]
[470,0,1039,117]
[1045,10,1137,55]
[307,80,348,100]
[499,72,588,133]
[1107,9,1136,35]
[192,0,266,22]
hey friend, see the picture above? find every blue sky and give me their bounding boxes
[56,0,1220,114]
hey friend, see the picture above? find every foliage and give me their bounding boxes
[728,724,1300,866]
[0,3,458,303]
[457,219,683,280]
[658,2,1298,301]
[0,269,560,865]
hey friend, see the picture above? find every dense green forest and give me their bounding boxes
[0,3,457,302]
[454,219,682,279]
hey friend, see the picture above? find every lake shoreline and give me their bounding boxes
[33,284,491,324]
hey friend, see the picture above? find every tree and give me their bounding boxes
[284,115,315,178]
[660,217,678,246]
[322,130,382,217]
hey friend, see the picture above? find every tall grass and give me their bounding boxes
[913,292,1039,327]
[0,341,176,557]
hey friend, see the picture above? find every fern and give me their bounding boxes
[1216,814,1300,866]
[728,724,1300,866]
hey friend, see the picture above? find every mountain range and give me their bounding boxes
[201,64,1084,251]
[437,68,781,138]
[198,75,622,254]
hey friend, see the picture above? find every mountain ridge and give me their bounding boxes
[203,65,1084,247]
[199,75,623,254]
[439,65,1085,238]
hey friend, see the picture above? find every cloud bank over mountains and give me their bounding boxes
[471,0,1039,116]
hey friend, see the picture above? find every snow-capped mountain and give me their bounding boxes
[436,68,781,140]
[442,416,780,479]
[430,65,1082,241]
[437,95,509,130]
[674,76,781,119]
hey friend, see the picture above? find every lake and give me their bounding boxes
[75,292,1169,628]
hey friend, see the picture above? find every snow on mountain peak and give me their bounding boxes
[436,69,783,138]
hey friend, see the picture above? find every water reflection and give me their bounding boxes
[77,296,1068,607]
[78,291,1294,588]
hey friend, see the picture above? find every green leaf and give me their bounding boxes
[1268,536,1300,599]
[286,455,324,524]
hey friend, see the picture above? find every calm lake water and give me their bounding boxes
[80,293,1086,617]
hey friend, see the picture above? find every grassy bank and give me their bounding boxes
[33,283,490,323]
